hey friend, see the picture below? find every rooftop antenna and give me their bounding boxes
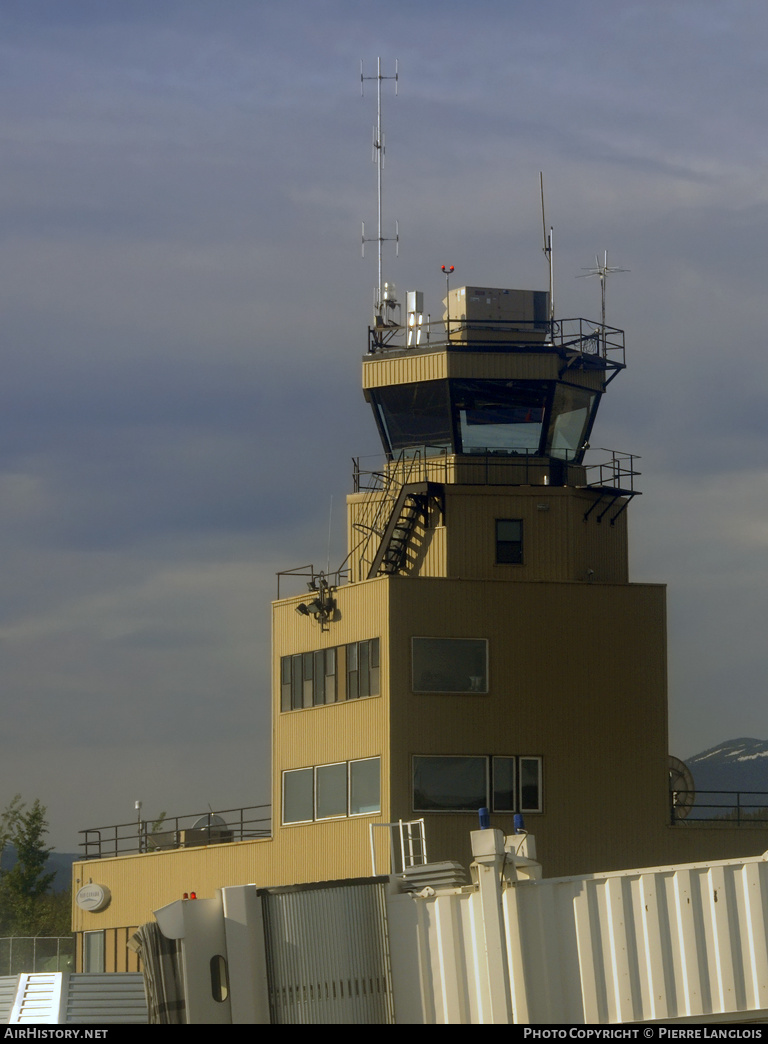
[361,58,399,320]
[578,250,629,330]
[540,173,555,327]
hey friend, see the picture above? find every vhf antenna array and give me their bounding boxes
[578,250,629,329]
[361,58,399,319]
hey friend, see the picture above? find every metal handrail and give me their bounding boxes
[670,790,768,826]
[352,447,640,495]
[79,803,271,859]
[367,316,626,370]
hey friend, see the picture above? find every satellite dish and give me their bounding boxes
[191,814,228,830]
[669,755,695,820]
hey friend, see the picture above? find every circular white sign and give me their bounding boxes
[75,883,111,912]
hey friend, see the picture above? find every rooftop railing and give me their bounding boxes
[367,315,626,373]
[351,447,640,496]
[79,804,271,859]
[670,791,768,826]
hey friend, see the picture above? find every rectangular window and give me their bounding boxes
[413,755,488,812]
[346,642,359,699]
[315,762,347,820]
[283,759,381,824]
[496,519,523,564]
[349,757,381,815]
[324,647,337,703]
[281,639,380,711]
[412,755,542,814]
[303,652,314,708]
[492,756,517,812]
[291,654,302,710]
[282,767,314,824]
[83,931,105,973]
[312,650,324,705]
[412,637,488,693]
[281,656,292,712]
[520,757,543,813]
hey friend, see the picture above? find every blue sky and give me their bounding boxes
[1,0,768,850]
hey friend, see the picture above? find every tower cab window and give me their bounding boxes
[496,519,523,564]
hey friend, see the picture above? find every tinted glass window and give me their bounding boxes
[350,758,381,815]
[412,637,487,693]
[283,768,313,823]
[315,763,347,819]
[453,380,549,455]
[372,381,453,453]
[413,756,487,811]
[496,519,523,564]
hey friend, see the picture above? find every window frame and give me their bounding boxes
[280,638,379,712]
[282,758,381,824]
[519,755,543,813]
[83,931,106,973]
[496,518,523,565]
[282,767,314,825]
[314,761,348,821]
[411,636,489,694]
[349,756,382,817]
[411,754,543,815]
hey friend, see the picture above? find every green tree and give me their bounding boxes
[0,797,58,936]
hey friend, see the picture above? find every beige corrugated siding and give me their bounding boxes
[363,349,607,389]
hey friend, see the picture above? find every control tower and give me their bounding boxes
[273,284,666,878]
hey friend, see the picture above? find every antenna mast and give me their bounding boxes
[579,251,629,328]
[540,172,554,327]
[361,58,399,319]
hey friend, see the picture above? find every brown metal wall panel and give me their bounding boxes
[442,487,627,583]
[384,576,674,877]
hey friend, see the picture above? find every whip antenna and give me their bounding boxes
[361,58,399,320]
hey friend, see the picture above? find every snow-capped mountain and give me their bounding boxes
[685,737,768,796]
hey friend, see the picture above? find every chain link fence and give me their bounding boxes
[0,936,74,975]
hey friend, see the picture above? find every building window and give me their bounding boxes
[413,755,487,812]
[83,931,105,973]
[282,767,314,823]
[412,755,542,814]
[492,756,516,812]
[315,762,347,820]
[412,637,488,693]
[281,640,379,711]
[347,638,380,699]
[496,519,523,564]
[349,757,381,816]
[282,758,381,824]
[519,756,543,813]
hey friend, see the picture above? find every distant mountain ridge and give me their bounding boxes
[0,847,78,893]
[685,737,768,796]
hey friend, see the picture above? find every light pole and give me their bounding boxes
[441,265,455,337]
